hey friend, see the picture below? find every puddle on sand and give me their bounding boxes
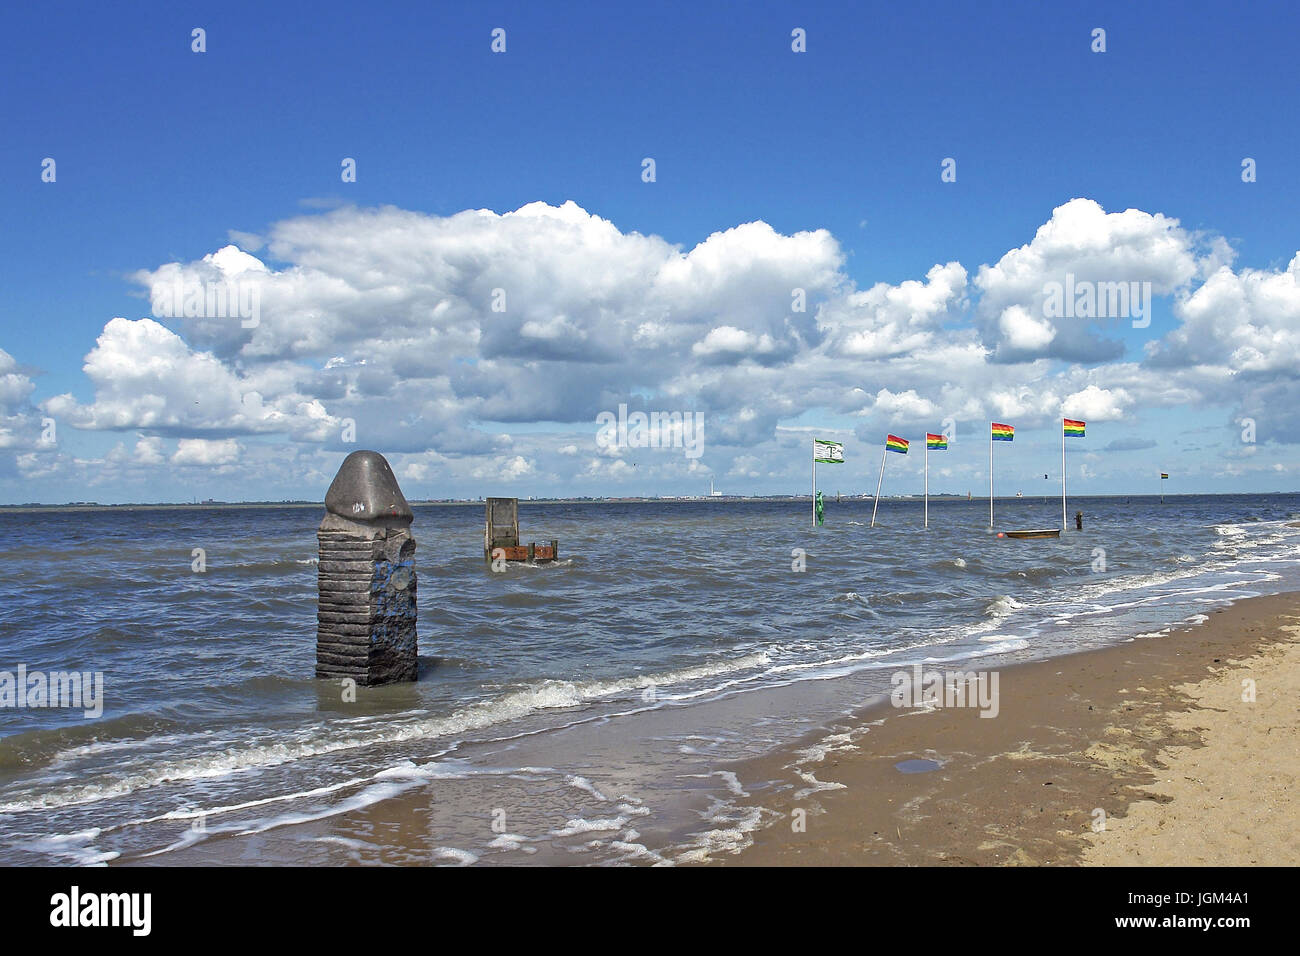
[895,758,943,774]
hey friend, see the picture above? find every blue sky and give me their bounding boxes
[2,0,1298,502]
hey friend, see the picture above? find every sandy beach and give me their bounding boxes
[726,591,1300,866]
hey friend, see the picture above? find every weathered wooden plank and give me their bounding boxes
[492,545,531,561]
[317,547,376,560]
[316,573,372,588]
[317,601,371,617]
[316,632,370,648]
[316,665,366,679]
[318,559,376,577]
[314,538,375,552]
[317,621,374,637]
[318,609,373,625]
[316,646,370,663]
[317,552,374,564]
[316,588,371,602]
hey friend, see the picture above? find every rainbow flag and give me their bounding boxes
[926,433,947,450]
[991,422,1015,441]
[1063,419,1085,437]
[886,435,909,454]
[1161,473,1169,480]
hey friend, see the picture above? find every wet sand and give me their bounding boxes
[725,591,1300,866]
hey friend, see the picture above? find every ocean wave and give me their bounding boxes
[870,589,958,606]
[0,652,772,813]
[967,637,1030,656]
[24,828,119,866]
[0,714,185,771]
[983,595,1026,619]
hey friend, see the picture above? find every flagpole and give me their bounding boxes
[924,441,929,530]
[811,440,816,529]
[988,424,994,529]
[870,443,888,527]
[1061,419,1067,532]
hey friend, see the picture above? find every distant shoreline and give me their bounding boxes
[0,494,1284,515]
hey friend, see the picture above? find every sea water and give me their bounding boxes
[1,494,1297,864]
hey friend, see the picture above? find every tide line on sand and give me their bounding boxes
[722,591,1300,867]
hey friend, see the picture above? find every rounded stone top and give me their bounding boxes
[324,450,413,523]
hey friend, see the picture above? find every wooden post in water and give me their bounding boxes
[484,497,559,562]
[485,497,520,558]
[316,450,418,685]
[1075,510,1083,530]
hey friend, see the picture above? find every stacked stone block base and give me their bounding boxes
[316,513,418,685]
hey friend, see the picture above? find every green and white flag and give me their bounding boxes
[813,439,844,464]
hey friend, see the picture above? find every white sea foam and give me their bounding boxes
[487,833,537,854]
[682,769,750,797]
[234,781,419,838]
[715,770,749,797]
[373,758,481,782]
[566,775,608,802]
[311,835,370,851]
[984,595,1026,618]
[0,653,772,814]
[792,731,857,766]
[968,638,1029,656]
[495,558,576,571]
[673,805,768,864]
[26,828,119,866]
[123,778,367,827]
[793,770,848,799]
[609,832,670,864]
[550,816,630,837]
[433,847,479,866]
